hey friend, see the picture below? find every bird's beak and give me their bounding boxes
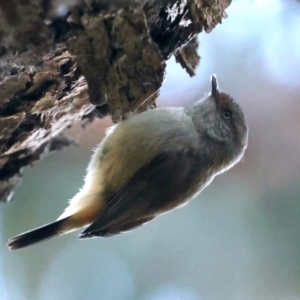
[211,74,220,109]
[211,74,220,106]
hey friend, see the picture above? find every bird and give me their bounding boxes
[7,75,248,250]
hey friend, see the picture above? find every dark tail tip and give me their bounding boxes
[7,217,70,250]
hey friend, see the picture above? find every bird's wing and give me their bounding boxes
[80,150,209,238]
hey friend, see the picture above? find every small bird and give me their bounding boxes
[7,75,248,250]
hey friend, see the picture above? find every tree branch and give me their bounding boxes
[0,0,231,202]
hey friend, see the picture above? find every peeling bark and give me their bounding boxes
[0,0,231,202]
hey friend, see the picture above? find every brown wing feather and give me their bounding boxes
[80,151,211,238]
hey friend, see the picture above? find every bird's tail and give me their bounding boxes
[7,217,73,250]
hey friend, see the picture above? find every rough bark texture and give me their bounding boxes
[0,0,231,202]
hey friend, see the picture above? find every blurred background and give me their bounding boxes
[1,0,300,299]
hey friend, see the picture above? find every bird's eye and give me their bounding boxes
[223,110,232,120]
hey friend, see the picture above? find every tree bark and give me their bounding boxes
[0,0,231,202]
